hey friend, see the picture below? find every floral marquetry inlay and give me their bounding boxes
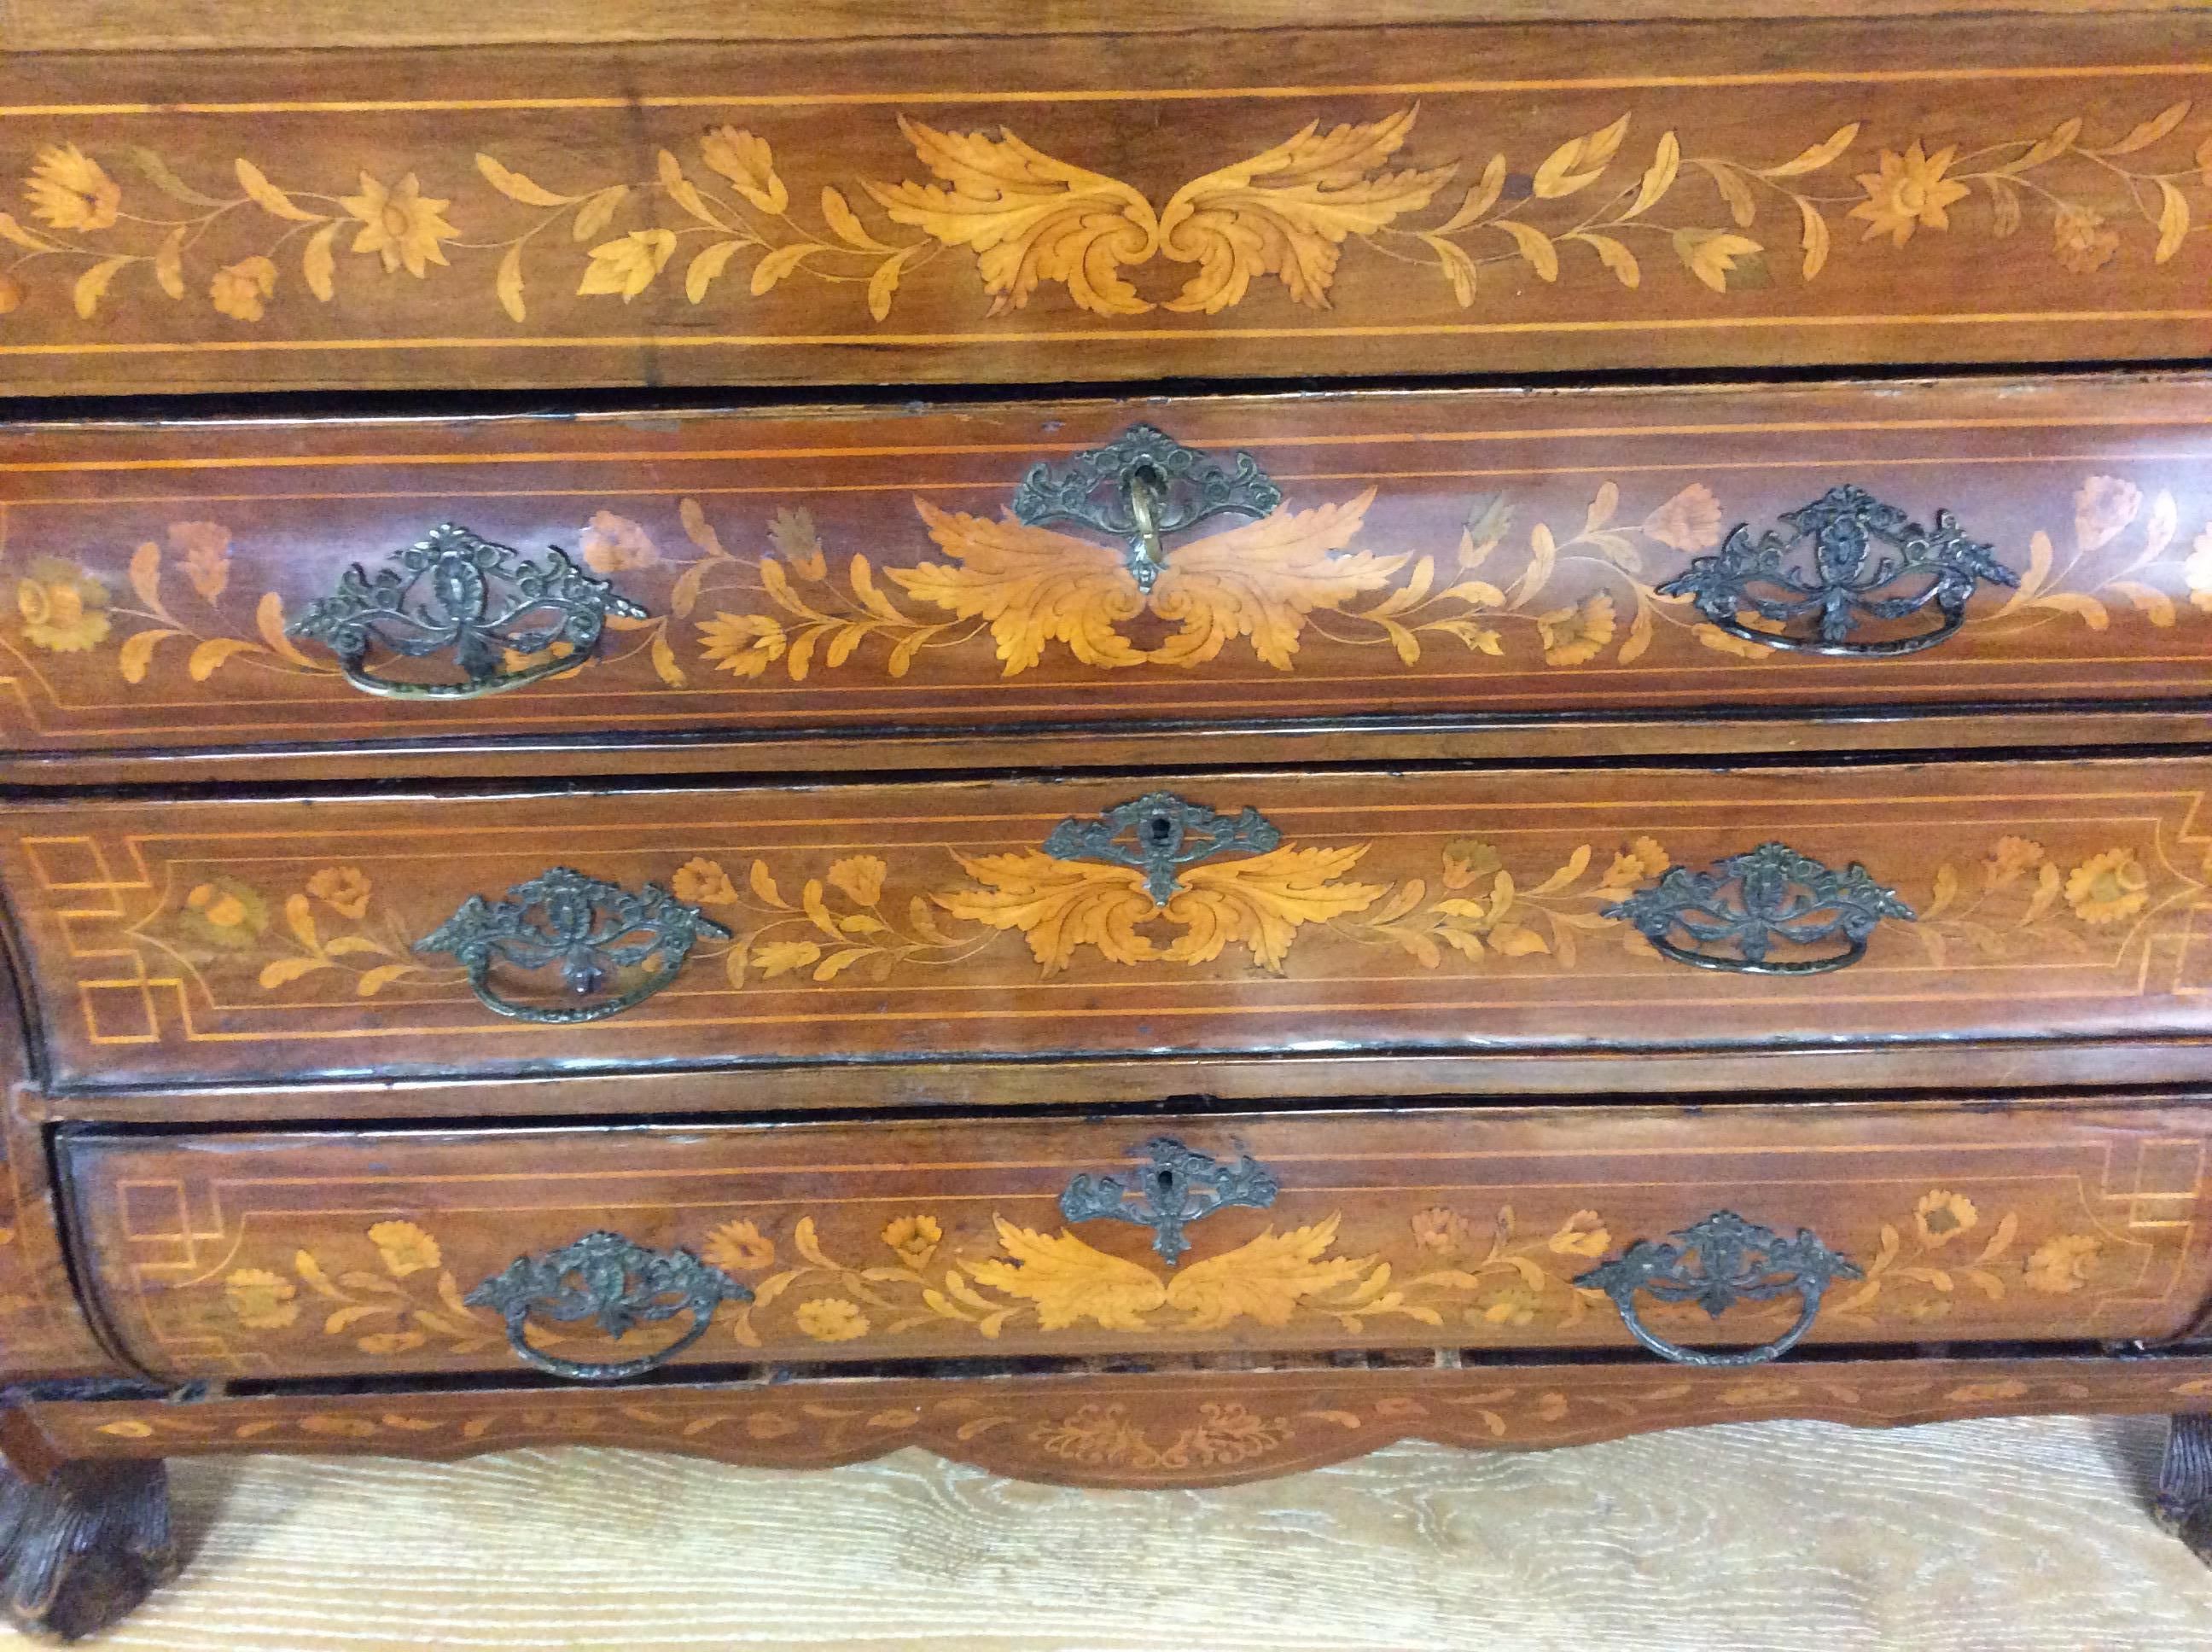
[13,471,2209,705]
[10,99,2212,329]
[173,1179,2139,1374]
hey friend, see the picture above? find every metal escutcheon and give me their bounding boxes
[1575,1210,1863,1368]
[1059,1137,1279,1264]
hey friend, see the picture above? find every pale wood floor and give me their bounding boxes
[15,1415,2212,1650]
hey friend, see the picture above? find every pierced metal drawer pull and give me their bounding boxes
[1011,424,1282,592]
[1045,791,1280,905]
[1059,1137,1278,1264]
[415,867,730,1024]
[1602,841,1913,974]
[1576,1211,1862,1369]
[1656,486,2017,656]
[287,522,647,698]
[464,1231,752,1383]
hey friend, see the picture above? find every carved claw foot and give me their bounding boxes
[0,1458,174,1642]
[2156,1414,2212,1565]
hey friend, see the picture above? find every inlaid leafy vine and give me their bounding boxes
[10,97,2212,324]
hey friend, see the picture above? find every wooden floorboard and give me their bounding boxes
[15,1415,2212,1650]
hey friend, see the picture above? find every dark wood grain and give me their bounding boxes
[57,1095,2212,1381]
[8,376,2212,777]
[8,17,2212,393]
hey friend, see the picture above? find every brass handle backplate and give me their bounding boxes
[287,522,646,698]
[414,867,729,1024]
[1655,486,2017,656]
[1576,1210,1862,1369]
[1601,841,1914,974]
[464,1230,751,1383]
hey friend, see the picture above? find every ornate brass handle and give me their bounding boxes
[1656,486,2017,656]
[287,522,647,698]
[1602,841,1914,974]
[1576,1211,1862,1369]
[464,1231,752,1383]
[415,867,730,1024]
[1059,1137,1278,1264]
[1010,424,1282,591]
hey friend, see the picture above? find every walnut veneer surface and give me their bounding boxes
[9,3,2212,1642]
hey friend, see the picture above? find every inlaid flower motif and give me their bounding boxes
[2024,1233,2102,1294]
[882,1214,942,1270]
[2064,848,2149,925]
[579,230,676,300]
[1641,484,1724,554]
[182,878,269,948]
[1473,1284,1538,1326]
[1849,141,1969,246]
[1599,836,1670,891]
[766,508,829,581]
[578,510,660,573]
[795,1296,870,1341]
[1411,1206,1474,1253]
[702,1219,775,1273]
[827,855,888,908]
[209,257,277,322]
[358,1330,428,1355]
[24,143,119,233]
[0,273,20,315]
[1982,835,2046,890]
[168,521,233,602]
[1440,840,1503,891]
[14,556,110,653]
[2053,204,2121,274]
[672,858,739,908]
[698,612,789,677]
[1913,1190,1979,1249]
[1534,593,1615,666]
[368,1220,440,1277]
[1545,1210,1610,1258]
[341,172,458,278]
[225,1267,299,1329]
[306,866,372,920]
[2074,475,2143,551]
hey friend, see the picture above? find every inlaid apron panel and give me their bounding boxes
[59,1099,2212,1381]
[8,756,2212,1091]
[8,378,2212,762]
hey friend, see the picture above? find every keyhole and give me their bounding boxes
[1147,814,1173,846]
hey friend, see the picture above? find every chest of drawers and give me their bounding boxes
[9,3,2212,1637]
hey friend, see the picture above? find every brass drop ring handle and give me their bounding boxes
[464,1231,752,1383]
[414,868,729,1025]
[1602,842,1914,975]
[1575,1210,1862,1369]
[287,522,646,699]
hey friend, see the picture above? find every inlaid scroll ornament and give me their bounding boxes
[413,867,730,1023]
[1058,1138,1280,1263]
[463,1230,752,1382]
[1601,842,1915,974]
[284,522,648,697]
[1576,1210,1863,1368]
[1656,486,2018,655]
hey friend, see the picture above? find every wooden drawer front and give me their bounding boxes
[61,1097,2212,1382]
[10,376,2212,773]
[5,16,2212,396]
[10,756,2212,1095]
